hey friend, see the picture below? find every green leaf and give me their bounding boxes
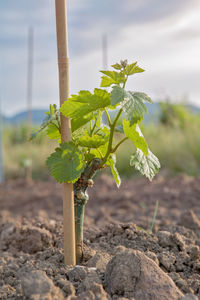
[75,131,109,148]
[69,90,92,103]
[100,70,120,80]
[110,87,153,124]
[46,142,85,183]
[90,126,112,158]
[111,86,126,106]
[122,91,151,124]
[85,152,96,163]
[46,124,61,142]
[123,120,148,156]
[96,111,101,128]
[50,104,57,114]
[125,62,136,74]
[100,125,110,137]
[130,149,161,181]
[90,141,109,159]
[125,62,145,75]
[30,114,51,140]
[71,113,94,132]
[100,71,125,87]
[133,92,153,104]
[30,104,60,140]
[60,89,110,121]
[111,63,122,70]
[100,76,116,87]
[107,154,121,187]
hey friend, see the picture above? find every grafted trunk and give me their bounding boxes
[73,159,101,263]
[74,193,87,263]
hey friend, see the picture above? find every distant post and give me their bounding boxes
[0,97,3,183]
[102,34,108,70]
[55,0,76,266]
[26,27,34,183]
[27,27,33,134]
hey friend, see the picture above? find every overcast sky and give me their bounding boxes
[0,0,200,116]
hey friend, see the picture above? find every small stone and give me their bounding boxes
[86,253,110,272]
[175,252,190,272]
[176,278,193,294]
[168,272,181,283]
[193,261,200,271]
[0,225,15,240]
[172,232,186,251]
[159,252,176,271]
[157,231,173,247]
[67,265,99,285]
[112,224,124,236]
[78,272,101,294]
[82,245,96,262]
[67,266,88,282]
[124,228,135,239]
[113,245,127,255]
[56,279,75,296]
[188,246,200,260]
[49,219,56,226]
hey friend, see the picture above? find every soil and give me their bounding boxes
[0,173,200,299]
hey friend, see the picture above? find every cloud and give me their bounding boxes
[66,0,200,56]
[0,0,200,116]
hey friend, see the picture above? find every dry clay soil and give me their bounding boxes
[0,173,200,300]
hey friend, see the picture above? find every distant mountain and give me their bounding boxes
[143,103,200,124]
[4,109,47,125]
[107,102,161,125]
[144,102,160,123]
[2,103,200,126]
[186,104,200,115]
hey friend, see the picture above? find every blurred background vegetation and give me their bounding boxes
[2,102,200,180]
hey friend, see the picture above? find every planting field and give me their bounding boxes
[2,0,200,299]
[0,174,200,299]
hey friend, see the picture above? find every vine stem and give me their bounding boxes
[89,121,92,134]
[90,121,96,136]
[112,137,128,153]
[101,108,123,166]
[104,108,112,127]
[52,122,61,133]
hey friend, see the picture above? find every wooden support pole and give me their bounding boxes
[55,0,76,266]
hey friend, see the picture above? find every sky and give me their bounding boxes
[0,0,200,116]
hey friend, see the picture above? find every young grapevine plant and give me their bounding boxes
[31,60,160,262]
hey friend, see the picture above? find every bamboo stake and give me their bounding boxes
[55,0,76,266]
